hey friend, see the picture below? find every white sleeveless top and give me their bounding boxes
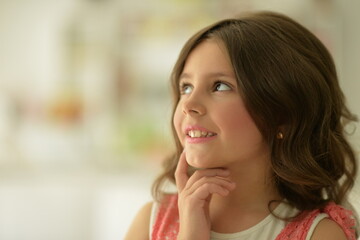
[149,201,328,240]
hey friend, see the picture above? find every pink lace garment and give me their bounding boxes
[151,194,357,240]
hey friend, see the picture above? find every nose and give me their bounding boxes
[182,93,206,116]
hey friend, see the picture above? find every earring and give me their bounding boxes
[276,131,284,139]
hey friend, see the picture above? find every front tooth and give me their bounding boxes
[190,131,195,138]
[194,130,201,138]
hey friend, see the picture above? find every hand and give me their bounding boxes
[175,150,236,240]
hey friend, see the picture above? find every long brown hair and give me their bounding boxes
[152,11,358,214]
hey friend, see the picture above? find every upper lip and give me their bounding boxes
[184,125,217,137]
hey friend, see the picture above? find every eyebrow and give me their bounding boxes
[179,72,236,81]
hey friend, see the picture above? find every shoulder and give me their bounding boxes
[310,218,348,240]
[124,201,153,240]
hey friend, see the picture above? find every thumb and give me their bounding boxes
[174,150,189,192]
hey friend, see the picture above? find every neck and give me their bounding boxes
[209,155,281,232]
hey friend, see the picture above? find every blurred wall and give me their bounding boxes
[0,0,359,239]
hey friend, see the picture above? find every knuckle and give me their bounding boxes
[192,171,201,179]
[203,182,212,189]
[201,176,211,181]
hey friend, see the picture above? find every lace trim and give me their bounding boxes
[275,202,356,240]
[151,194,179,240]
[151,196,356,240]
[325,202,356,240]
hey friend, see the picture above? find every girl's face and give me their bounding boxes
[173,39,270,169]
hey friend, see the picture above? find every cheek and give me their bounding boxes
[219,102,262,141]
[173,105,183,142]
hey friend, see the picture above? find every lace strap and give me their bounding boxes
[275,209,320,240]
[275,202,357,240]
[324,202,356,240]
[151,194,179,240]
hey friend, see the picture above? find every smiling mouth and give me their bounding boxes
[187,130,217,138]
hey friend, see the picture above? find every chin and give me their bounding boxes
[185,152,219,169]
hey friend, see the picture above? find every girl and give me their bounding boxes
[125,11,358,240]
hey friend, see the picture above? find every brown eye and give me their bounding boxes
[214,82,231,91]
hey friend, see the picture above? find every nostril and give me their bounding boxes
[183,104,205,116]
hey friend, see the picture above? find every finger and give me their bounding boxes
[185,176,236,196]
[191,182,232,201]
[175,151,189,192]
[185,168,230,189]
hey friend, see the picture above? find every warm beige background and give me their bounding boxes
[0,0,359,239]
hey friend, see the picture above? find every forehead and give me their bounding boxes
[181,39,234,78]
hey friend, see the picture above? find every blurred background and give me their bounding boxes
[0,0,359,239]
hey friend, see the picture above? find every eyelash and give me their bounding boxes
[179,81,232,95]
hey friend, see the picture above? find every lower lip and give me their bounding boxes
[186,135,217,144]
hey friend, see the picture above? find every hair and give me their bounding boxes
[152,11,358,215]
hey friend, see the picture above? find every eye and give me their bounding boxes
[180,83,193,95]
[214,81,232,91]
